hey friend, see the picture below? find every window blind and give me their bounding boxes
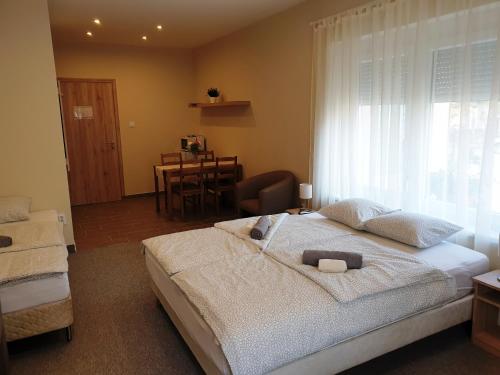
[359,40,496,104]
[432,40,496,103]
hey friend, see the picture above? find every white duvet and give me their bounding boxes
[0,246,68,285]
[145,215,457,375]
[0,220,68,285]
[142,227,259,276]
[0,221,64,254]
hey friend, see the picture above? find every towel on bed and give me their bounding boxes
[0,235,12,248]
[250,216,271,240]
[302,250,363,269]
[318,259,347,273]
[215,213,288,250]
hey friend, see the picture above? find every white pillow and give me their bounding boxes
[318,198,396,230]
[0,196,32,224]
[364,211,463,248]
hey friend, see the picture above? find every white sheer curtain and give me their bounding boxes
[311,0,500,266]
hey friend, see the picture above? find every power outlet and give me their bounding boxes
[58,213,67,225]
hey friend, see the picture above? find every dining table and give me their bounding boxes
[153,161,243,215]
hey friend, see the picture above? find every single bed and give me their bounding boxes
[0,210,73,342]
[143,213,489,375]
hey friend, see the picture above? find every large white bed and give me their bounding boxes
[0,210,73,341]
[143,213,489,375]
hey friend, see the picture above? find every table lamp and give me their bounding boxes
[299,183,313,215]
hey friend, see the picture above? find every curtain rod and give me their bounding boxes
[310,0,396,29]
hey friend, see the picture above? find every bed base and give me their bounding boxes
[3,295,74,342]
[151,270,473,375]
[269,295,472,374]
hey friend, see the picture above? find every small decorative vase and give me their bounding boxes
[209,97,216,104]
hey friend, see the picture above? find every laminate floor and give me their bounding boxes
[72,195,236,250]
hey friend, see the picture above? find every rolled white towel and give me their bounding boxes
[318,259,347,273]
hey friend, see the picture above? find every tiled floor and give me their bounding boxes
[72,195,237,250]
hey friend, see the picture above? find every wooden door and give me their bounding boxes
[59,79,124,205]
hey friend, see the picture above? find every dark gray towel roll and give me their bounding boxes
[302,250,363,269]
[250,216,271,240]
[0,235,12,248]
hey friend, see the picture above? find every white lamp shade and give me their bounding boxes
[299,183,313,200]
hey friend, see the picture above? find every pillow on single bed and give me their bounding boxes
[364,211,463,248]
[318,198,396,230]
[0,196,32,224]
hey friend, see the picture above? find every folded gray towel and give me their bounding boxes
[0,235,12,248]
[302,250,363,269]
[250,216,271,240]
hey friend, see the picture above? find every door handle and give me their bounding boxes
[104,142,116,150]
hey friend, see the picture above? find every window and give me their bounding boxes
[312,0,500,263]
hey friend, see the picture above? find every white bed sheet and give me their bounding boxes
[0,273,70,314]
[28,210,59,223]
[305,213,489,296]
[0,209,63,237]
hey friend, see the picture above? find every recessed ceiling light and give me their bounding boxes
[156,25,163,31]
[93,18,101,25]
[141,35,148,41]
[86,31,93,37]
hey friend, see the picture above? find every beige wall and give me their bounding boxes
[53,44,197,195]
[52,0,371,195]
[193,0,370,183]
[0,0,74,244]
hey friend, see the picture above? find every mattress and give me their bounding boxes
[0,209,68,314]
[0,273,70,314]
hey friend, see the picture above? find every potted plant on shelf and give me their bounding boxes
[207,88,220,104]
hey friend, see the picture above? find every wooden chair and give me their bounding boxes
[196,150,215,161]
[206,156,238,215]
[158,152,181,212]
[172,159,205,218]
[161,152,182,166]
[196,150,215,185]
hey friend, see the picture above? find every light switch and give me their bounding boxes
[128,121,136,128]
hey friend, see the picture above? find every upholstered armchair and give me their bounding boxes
[236,170,296,216]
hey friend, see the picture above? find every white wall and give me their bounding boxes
[0,0,74,244]
[53,43,197,195]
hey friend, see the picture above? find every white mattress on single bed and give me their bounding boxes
[0,273,70,314]
[0,209,68,314]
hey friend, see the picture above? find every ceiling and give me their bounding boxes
[48,0,306,48]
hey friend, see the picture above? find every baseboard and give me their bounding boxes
[123,192,156,199]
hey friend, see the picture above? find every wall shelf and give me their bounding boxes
[188,101,251,109]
